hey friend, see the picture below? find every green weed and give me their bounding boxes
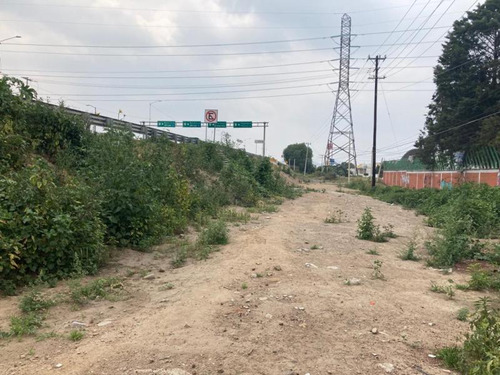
[324,209,346,224]
[430,281,455,299]
[9,313,44,337]
[68,330,85,341]
[198,220,229,246]
[399,240,420,261]
[372,260,385,280]
[357,208,395,243]
[438,298,500,373]
[19,290,55,313]
[366,249,380,256]
[69,277,123,306]
[456,307,469,322]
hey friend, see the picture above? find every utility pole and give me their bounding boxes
[262,122,267,157]
[303,143,311,176]
[368,55,386,188]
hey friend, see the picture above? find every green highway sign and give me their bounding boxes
[183,121,201,128]
[208,121,227,128]
[233,121,253,128]
[157,121,176,128]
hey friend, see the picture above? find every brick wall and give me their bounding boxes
[382,170,500,189]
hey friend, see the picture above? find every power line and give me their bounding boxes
[0,0,444,15]
[1,59,336,74]
[41,81,338,97]
[0,46,337,57]
[0,28,452,50]
[44,90,334,102]
[385,0,480,78]
[5,69,336,80]
[350,0,426,102]
[29,74,334,90]
[382,0,457,76]
[5,35,337,49]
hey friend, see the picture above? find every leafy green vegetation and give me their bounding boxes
[68,330,84,341]
[416,0,500,164]
[0,77,299,293]
[430,281,455,299]
[282,143,314,174]
[324,209,346,224]
[456,308,469,322]
[356,207,396,243]
[399,240,420,261]
[69,277,124,306]
[348,179,500,267]
[438,298,500,374]
[19,290,55,313]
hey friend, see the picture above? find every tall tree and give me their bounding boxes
[416,0,500,166]
[283,143,314,173]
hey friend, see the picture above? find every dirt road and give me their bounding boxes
[0,184,485,375]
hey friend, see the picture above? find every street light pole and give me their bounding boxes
[86,104,97,132]
[303,142,311,176]
[0,35,21,74]
[149,100,162,124]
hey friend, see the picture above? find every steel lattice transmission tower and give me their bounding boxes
[324,14,357,173]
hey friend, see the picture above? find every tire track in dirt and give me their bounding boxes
[1,184,486,375]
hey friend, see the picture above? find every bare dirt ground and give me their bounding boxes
[0,183,491,375]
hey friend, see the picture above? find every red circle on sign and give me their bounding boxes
[205,110,218,123]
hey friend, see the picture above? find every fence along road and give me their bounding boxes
[47,103,200,144]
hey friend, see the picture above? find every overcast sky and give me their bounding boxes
[0,0,481,165]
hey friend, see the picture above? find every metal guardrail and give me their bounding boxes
[49,104,200,144]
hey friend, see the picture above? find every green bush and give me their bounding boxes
[426,217,482,267]
[19,290,55,313]
[199,220,229,246]
[439,298,500,374]
[348,181,500,239]
[0,77,299,292]
[357,207,377,240]
[0,158,105,290]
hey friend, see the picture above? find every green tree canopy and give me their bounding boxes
[416,0,500,166]
[283,143,314,173]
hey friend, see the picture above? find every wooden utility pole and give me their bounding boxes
[368,55,386,188]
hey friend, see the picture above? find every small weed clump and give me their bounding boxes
[247,203,278,214]
[430,281,455,299]
[399,240,420,261]
[324,209,346,224]
[356,207,395,243]
[438,298,500,373]
[158,283,174,291]
[426,217,482,267]
[241,282,248,290]
[19,290,55,313]
[372,260,385,280]
[458,264,500,291]
[69,277,123,306]
[68,330,85,341]
[198,220,229,246]
[456,307,469,322]
[9,313,44,337]
[366,249,380,256]
[218,209,251,224]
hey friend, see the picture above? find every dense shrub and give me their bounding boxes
[438,298,500,374]
[348,179,500,239]
[0,158,105,292]
[0,77,300,292]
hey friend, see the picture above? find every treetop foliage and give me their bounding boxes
[416,0,500,167]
